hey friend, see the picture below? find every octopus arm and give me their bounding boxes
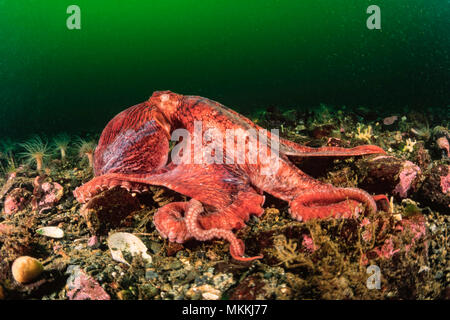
[279,137,386,157]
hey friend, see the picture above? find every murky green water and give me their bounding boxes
[0,0,448,138]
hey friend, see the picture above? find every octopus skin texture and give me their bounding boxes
[74,91,388,261]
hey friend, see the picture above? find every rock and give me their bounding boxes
[116,289,133,300]
[140,284,159,299]
[31,176,64,213]
[416,164,450,212]
[169,260,183,270]
[80,187,141,234]
[230,275,267,300]
[393,160,421,198]
[87,235,99,248]
[360,214,427,265]
[383,115,398,126]
[356,155,421,199]
[0,172,17,200]
[436,136,450,158]
[301,234,317,252]
[441,167,450,194]
[0,223,15,235]
[411,142,431,170]
[145,270,158,280]
[3,188,31,215]
[166,242,184,256]
[186,284,221,300]
[65,265,110,300]
[11,256,44,284]
[149,241,162,254]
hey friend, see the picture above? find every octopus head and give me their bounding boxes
[146,90,183,140]
[148,91,182,121]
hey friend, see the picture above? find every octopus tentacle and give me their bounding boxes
[279,138,386,158]
[197,191,265,230]
[75,167,266,231]
[153,202,190,243]
[289,187,378,221]
[154,199,264,261]
[74,174,149,203]
[184,199,263,262]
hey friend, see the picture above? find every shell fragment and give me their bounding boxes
[36,226,64,239]
[107,232,152,265]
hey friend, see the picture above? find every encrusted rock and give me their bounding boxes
[80,187,141,234]
[31,176,64,213]
[65,265,110,300]
[361,214,427,265]
[436,136,449,158]
[3,188,31,215]
[356,155,421,199]
[416,164,449,212]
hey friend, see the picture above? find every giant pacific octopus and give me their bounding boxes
[74,91,389,261]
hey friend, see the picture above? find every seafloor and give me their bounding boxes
[0,105,448,300]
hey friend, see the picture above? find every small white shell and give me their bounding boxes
[107,232,152,265]
[36,226,64,239]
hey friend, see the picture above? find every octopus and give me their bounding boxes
[74,91,388,261]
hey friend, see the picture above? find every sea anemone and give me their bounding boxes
[410,121,431,141]
[52,133,71,162]
[0,138,18,174]
[76,138,97,168]
[18,136,50,171]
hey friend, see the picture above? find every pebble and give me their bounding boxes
[149,241,162,254]
[87,235,99,248]
[96,272,107,283]
[117,290,133,300]
[85,264,98,272]
[434,271,444,280]
[186,284,221,300]
[145,270,159,280]
[141,284,159,298]
[170,260,183,270]
[429,224,437,233]
[418,266,430,274]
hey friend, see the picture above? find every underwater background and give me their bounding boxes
[0,0,449,138]
[1,1,450,301]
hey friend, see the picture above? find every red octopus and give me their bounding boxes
[74,91,387,261]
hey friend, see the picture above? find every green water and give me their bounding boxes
[0,0,449,138]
